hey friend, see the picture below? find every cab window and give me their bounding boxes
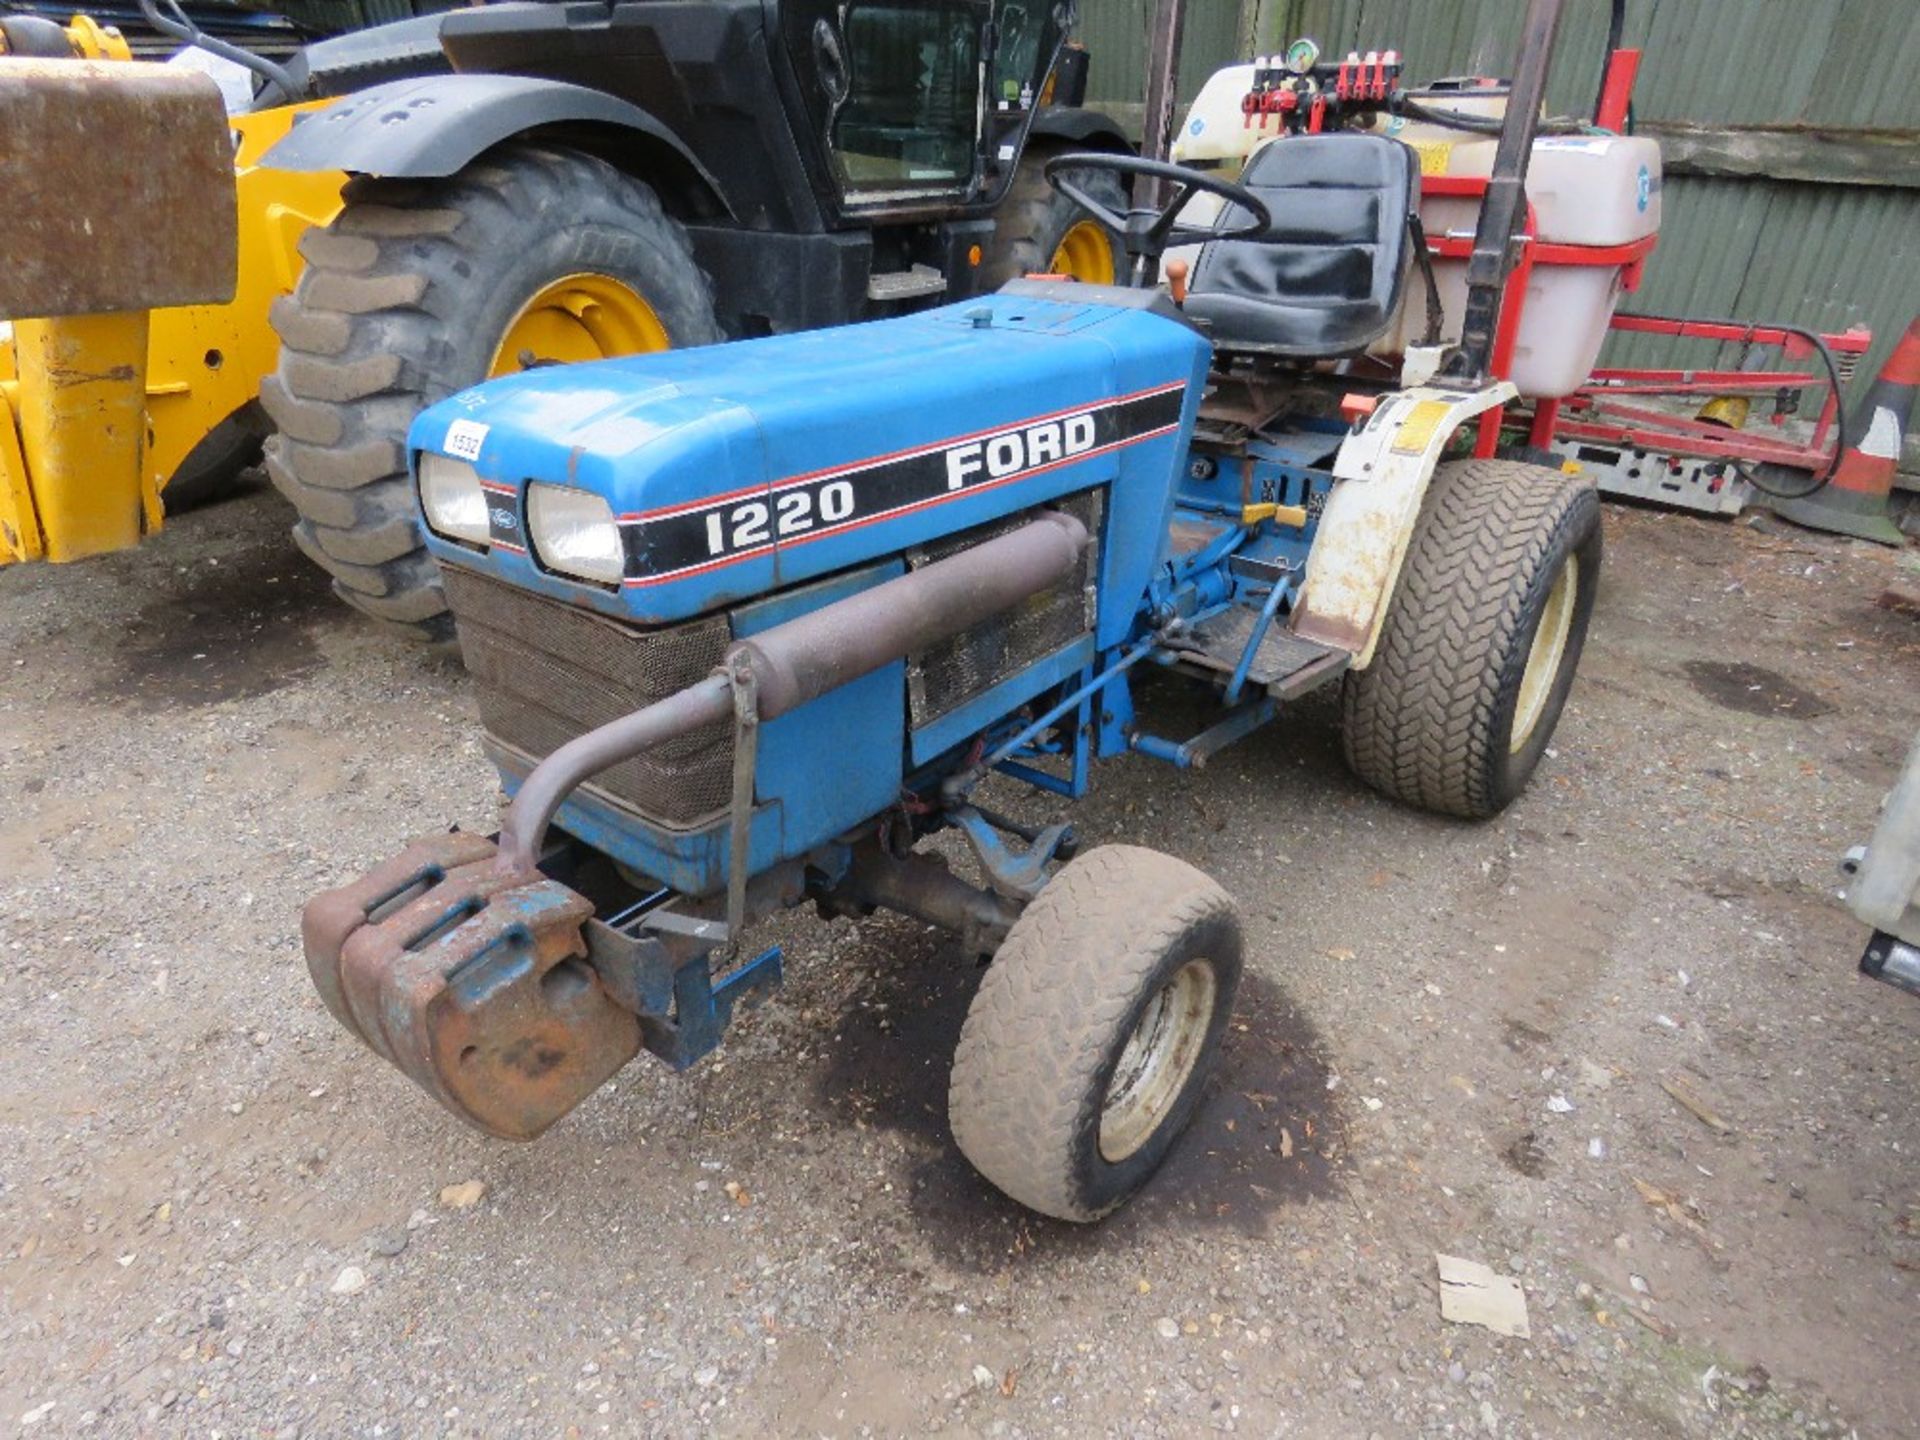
[790,2,988,199]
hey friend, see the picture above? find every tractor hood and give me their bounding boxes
[410,290,1208,628]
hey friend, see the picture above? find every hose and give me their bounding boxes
[139,0,300,107]
[1608,311,1849,500]
[1395,94,1589,137]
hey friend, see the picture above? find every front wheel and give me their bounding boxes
[1341,457,1602,818]
[261,144,721,642]
[948,845,1242,1222]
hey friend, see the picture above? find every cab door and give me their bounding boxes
[778,0,994,210]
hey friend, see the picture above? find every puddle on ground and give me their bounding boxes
[91,543,335,710]
[816,922,1346,1273]
[1682,660,1833,719]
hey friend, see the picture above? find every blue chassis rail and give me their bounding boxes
[932,500,1308,807]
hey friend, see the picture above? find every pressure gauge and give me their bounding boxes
[1284,37,1321,75]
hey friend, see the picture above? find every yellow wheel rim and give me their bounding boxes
[1049,219,1118,286]
[488,272,669,378]
[1511,554,1578,752]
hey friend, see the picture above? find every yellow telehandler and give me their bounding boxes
[2,3,1133,648]
[0,10,344,563]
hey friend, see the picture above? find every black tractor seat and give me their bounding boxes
[1184,133,1419,360]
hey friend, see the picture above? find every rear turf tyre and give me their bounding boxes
[948,845,1242,1222]
[978,144,1126,289]
[262,143,721,642]
[1341,457,1602,819]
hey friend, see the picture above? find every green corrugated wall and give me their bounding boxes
[1075,0,1920,388]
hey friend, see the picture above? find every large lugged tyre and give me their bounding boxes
[949,845,1242,1222]
[1341,457,1602,819]
[978,144,1127,289]
[263,144,722,641]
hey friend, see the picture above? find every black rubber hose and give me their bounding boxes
[1608,310,1849,500]
[139,0,300,107]
[1395,95,1588,136]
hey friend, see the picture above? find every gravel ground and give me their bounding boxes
[2,480,1918,1439]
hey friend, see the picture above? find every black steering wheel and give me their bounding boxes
[1042,152,1272,289]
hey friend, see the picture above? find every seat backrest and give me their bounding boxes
[1184,133,1418,360]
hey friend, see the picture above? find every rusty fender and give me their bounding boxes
[1292,384,1515,664]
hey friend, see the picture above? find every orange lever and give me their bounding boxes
[1165,258,1189,305]
[1340,392,1379,427]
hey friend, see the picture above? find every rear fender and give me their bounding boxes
[259,72,729,220]
[1293,383,1517,666]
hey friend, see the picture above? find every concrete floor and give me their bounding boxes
[2,482,1917,1438]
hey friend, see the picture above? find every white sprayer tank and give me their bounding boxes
[1168,69,1663,398]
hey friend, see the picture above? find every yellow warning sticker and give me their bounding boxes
[1409,140,1453,176]
[1391,400,1453,455]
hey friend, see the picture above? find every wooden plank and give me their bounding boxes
[1643,122,1920,190]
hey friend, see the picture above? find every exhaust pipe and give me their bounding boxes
[495,509,1091,872]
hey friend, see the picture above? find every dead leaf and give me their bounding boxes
[438,1179,486,1209]
[1278,1128,1294,1159]
[1632,1176,1673,1208]
[1630,1175,1721,1250]
[1660,1071,1733,1135]
[1625,1307,1676,1340]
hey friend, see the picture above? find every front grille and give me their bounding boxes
[906,489,1102,728]
[443,567,734,827]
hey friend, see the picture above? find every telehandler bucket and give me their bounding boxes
[0,57,236,562]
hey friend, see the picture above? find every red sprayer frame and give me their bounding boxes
[1416,45,1870,484]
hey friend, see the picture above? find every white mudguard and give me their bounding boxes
[1293,382,1518,666]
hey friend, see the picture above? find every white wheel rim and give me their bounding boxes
[1510,554,1578,753]
[1099,960,1216,1163]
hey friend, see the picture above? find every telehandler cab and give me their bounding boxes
[1,2,1130,638]
[305,0,1602,1221]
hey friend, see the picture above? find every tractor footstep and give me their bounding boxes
[1178,609,1349,699]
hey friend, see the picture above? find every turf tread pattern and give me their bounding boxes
[949,845,1238,1221]
[1341,458,1598,817]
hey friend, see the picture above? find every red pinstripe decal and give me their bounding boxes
[616,380,1185,524]
[621,422,1177,589]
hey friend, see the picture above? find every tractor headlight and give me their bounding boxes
[418,452,490,547]
[527,482,625,586]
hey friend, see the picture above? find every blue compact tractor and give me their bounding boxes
[305,0,1603,1220]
